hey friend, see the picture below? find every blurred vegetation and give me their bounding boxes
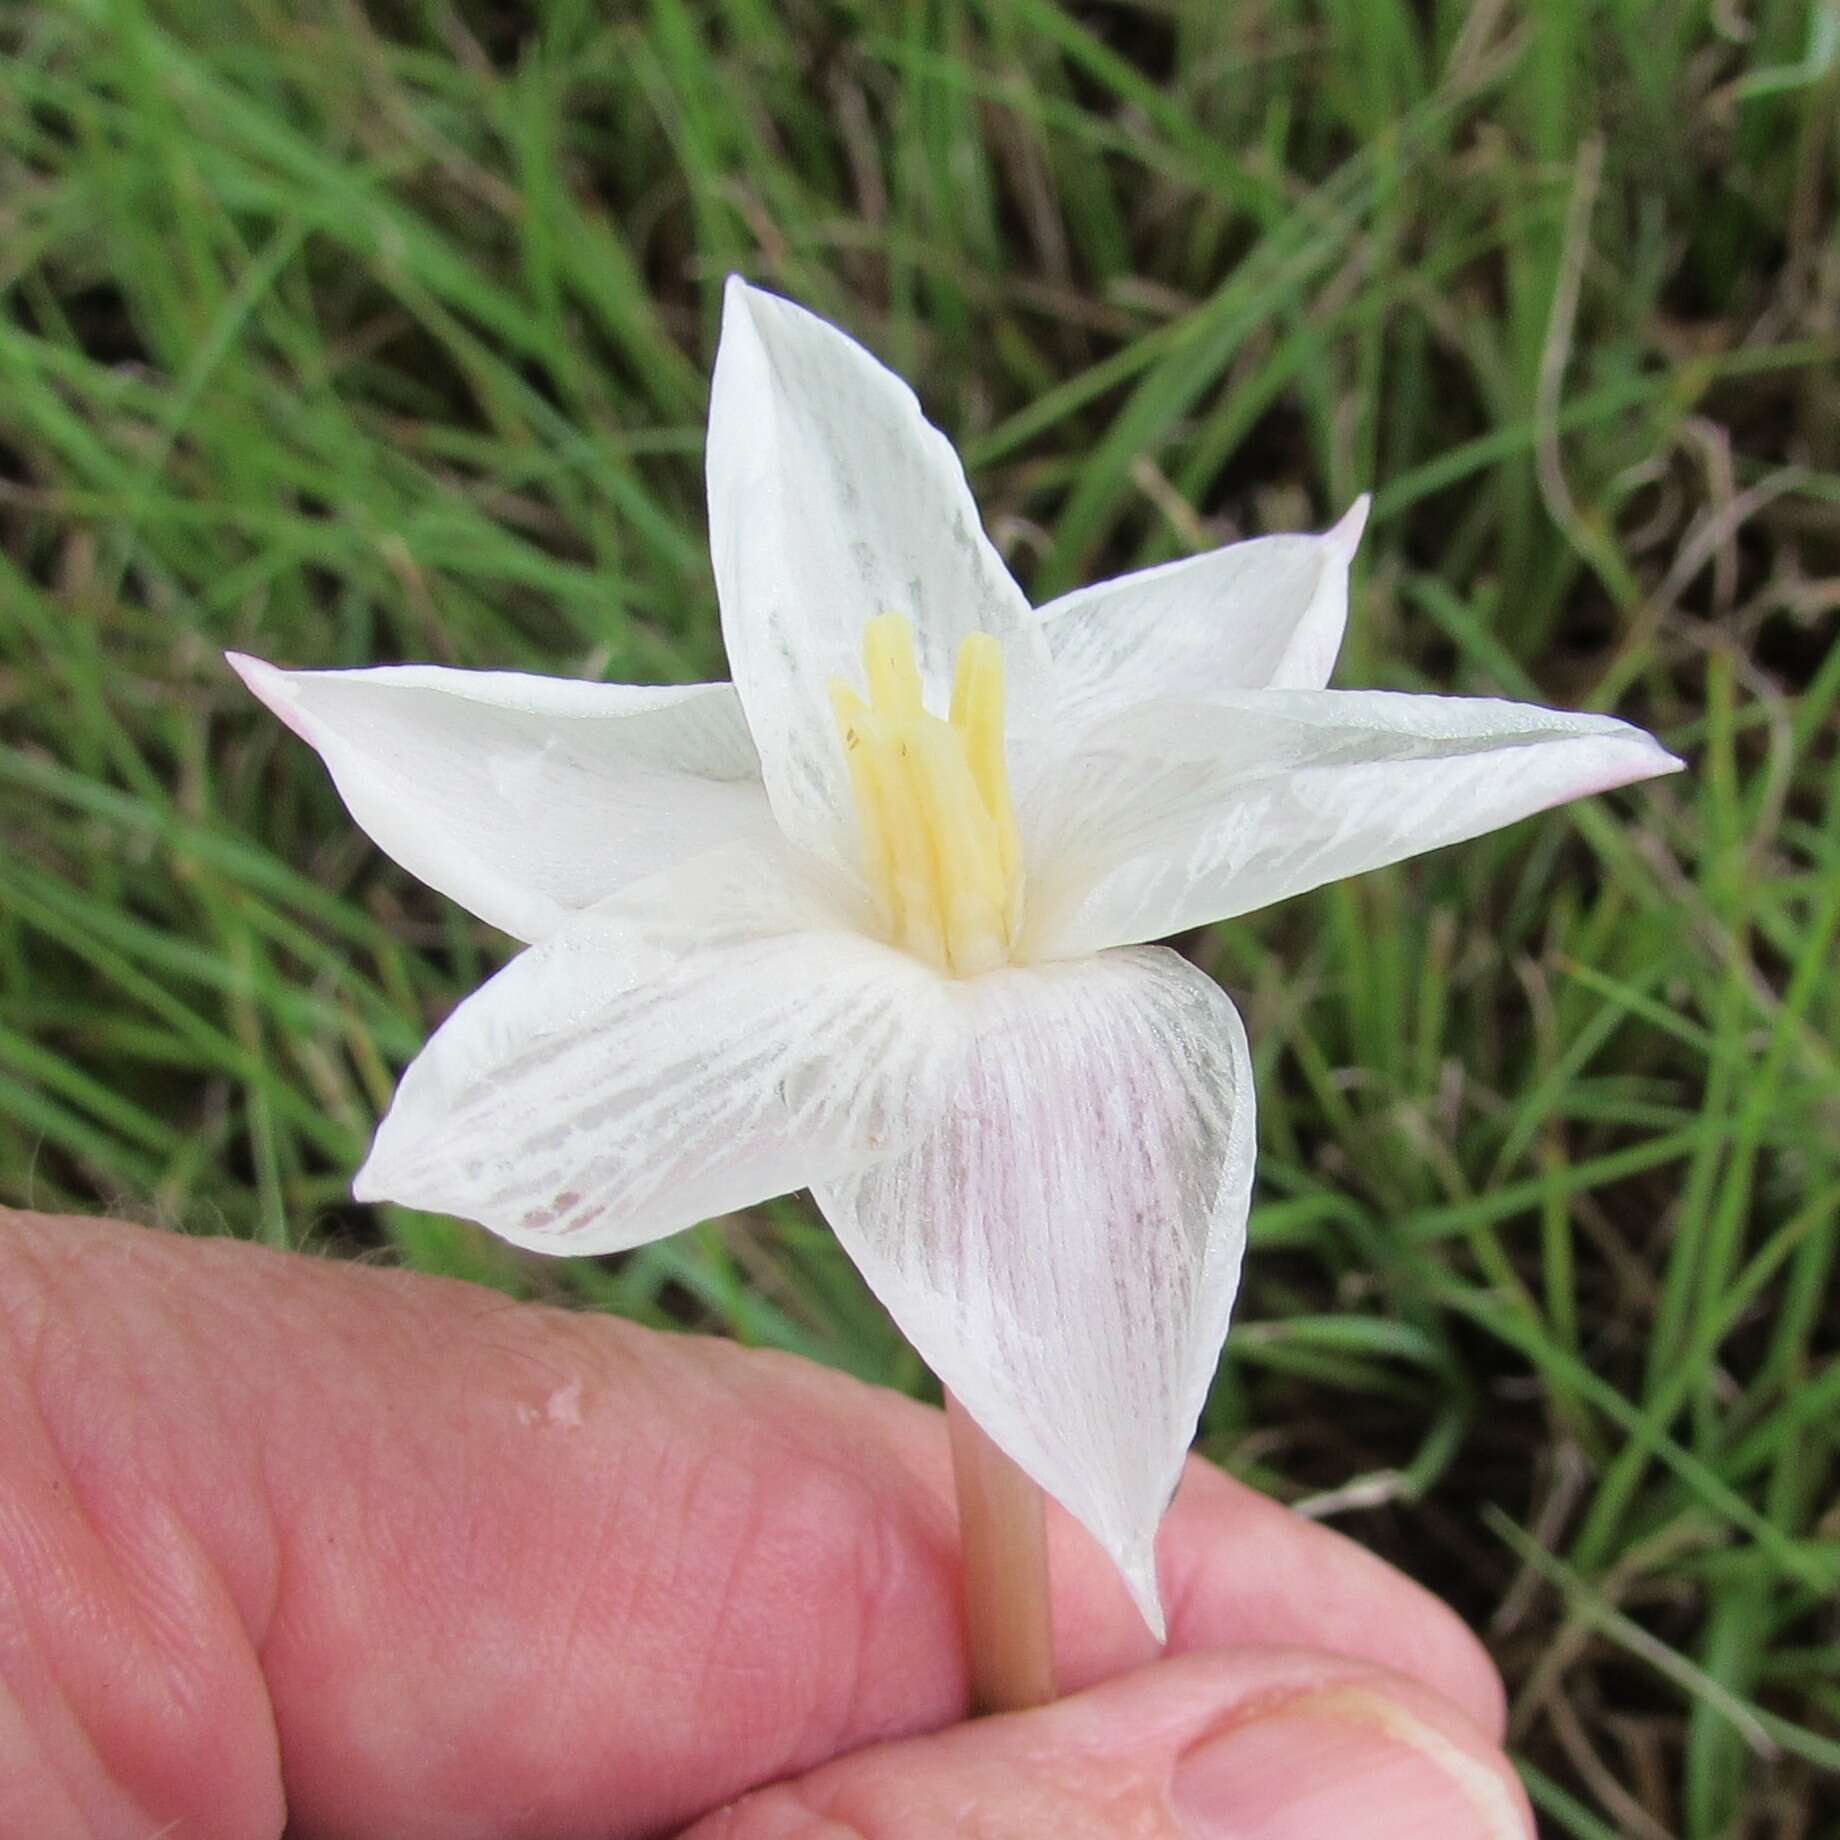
[2,1,1837,1831]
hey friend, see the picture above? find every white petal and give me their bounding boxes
[1025,688,1684,960]
[229,655,775,943]
[356,844,958,1253]
[814,948,1255,1637]
[1036,499,1368,728]
[706,277,1048,868]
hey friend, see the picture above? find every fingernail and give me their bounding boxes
[1172,1684,1528,1840]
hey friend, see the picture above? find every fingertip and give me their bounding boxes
[686,1651,1530,1840]
[1170,1671,1531,1840]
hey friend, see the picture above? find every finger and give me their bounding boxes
[687,1649,1533,1840]
[1,1213,1503,1840]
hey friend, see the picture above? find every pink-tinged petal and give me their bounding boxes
[356,845,959,1252]
[1023,689,1682,960]
[228,655,773,944]
[814,947,1255,1637]
[706,278,1048,872]
[1034,499,1369,731]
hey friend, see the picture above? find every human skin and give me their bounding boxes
[0,1210,1532,1838]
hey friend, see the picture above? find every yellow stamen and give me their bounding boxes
[827,683,896,935]
[863,613,926,725]
[830,616,1023,975]
[950,631,1023,939]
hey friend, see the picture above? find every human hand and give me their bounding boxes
[0,1211,1531,1838]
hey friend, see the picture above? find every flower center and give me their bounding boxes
[829,615,1022,976]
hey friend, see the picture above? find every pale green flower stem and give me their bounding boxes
[945,1390,1057,1712]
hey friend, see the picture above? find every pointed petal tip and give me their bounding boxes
[224,648,280,693]
[351,1141,427,1215]
[350,1141,389,1205]
[1625,735,1687,785]
[716,275,874,383]
[720,272,795,344]
[720,270,755,320]
[354,1103,431,1210]
[1537,727,1683,813]
[1326,493,1372,558]
[711,276,784,438]
[714,275,769,377]
[1120,1543,1168,1644]
[1593,721,1684,784]
[226,650,317,741]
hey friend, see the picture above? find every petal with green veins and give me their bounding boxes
[356,844,959,1248]
[229,656,770,944]
[815,946,1255,1639]
[707,278,1048,872]
[1035,499,1369,729]
[1022,688,1684,961]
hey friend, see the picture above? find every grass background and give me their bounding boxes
[3,0,1837,1830]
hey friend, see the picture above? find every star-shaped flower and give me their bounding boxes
[232,278,1679,1634]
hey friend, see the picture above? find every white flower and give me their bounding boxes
[230,277,1681,1635]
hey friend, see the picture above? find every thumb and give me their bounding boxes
[686,1648,1533,1840]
